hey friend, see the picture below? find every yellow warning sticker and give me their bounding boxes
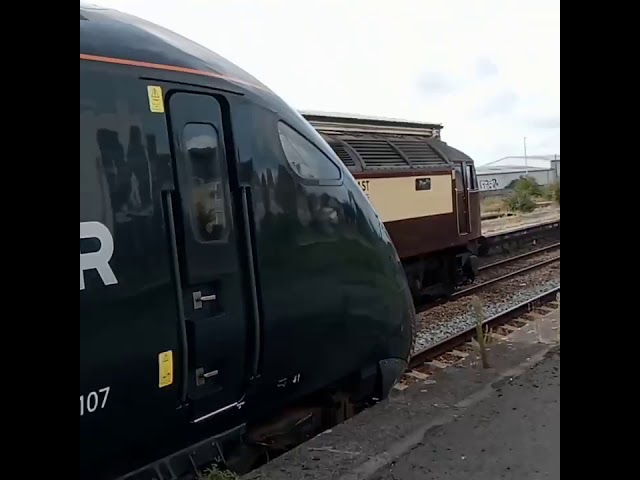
[158,350,173,388]
[147,85,165,113]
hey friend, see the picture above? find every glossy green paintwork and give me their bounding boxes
[80,5,414,479]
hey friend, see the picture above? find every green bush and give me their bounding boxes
[513,176,543,197]
[540,185,555,201]
[505,190,536,213]
[550,180,560,204]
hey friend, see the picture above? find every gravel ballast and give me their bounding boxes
[474,248,559,285]
[414,262,560,353]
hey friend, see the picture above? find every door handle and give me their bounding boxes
[195,367,219,386]
[193,291,217,310]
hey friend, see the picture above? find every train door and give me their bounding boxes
[463,162,477,192]
[454,163,471,234]
[166,91,249,422]
[463,162,480,233]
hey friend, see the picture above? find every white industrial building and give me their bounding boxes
[476,155,560,194]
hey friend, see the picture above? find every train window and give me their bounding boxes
[454,166,464,190]
[465,164,478,190]
[278,122,341,181]
[415,177,431,191]
[183,123,228,243]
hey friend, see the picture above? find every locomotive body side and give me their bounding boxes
[353,170,459,259]
[80,5,414,479]
[302,112,482,301]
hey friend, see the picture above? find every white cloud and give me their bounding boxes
[88,0,560,164]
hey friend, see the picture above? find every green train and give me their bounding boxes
[80,4,415,479]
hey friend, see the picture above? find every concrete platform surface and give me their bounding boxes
[374,346,559,480]
[243,307,560,480]
[481,207,560,236]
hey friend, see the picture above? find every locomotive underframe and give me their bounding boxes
[403,240,480,302]
[119,356,406,479]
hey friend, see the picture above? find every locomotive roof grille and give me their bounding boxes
[345,138,408,169]
[305,112,477,173]
[320,132,453,172]
[325,140,356,168]
[391,139,447,168]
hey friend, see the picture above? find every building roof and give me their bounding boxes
[300,110,443,139]
[477,155,559,173]
[476,165,549,176]
[299,110,442,128]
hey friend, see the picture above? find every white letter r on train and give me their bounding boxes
[80,221,118,291]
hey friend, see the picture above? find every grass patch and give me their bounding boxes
[540,180,560,205]
[481,196,509,215]
[197,466,239,480]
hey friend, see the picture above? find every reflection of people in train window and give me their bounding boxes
[96,128,130,218]
[192,178,225,241]
[127,126,151,213]
[184,123,227,243]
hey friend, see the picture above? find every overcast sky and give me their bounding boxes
[92,0,560,165]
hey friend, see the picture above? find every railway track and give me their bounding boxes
[416,241,560,315]
[455,247,559,298]
[413,242,559,348]
[407,221,561,371]
[478,242,560,271]
[409,285,560,370]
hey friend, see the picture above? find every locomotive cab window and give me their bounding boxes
[465,164,478,190]
[454,165,464,191]
[183,123,228,243]
[278,121,341,181]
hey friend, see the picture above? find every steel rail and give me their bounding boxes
[409,286,560,369]
[478,242,560,271]
[453,255,559,299]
